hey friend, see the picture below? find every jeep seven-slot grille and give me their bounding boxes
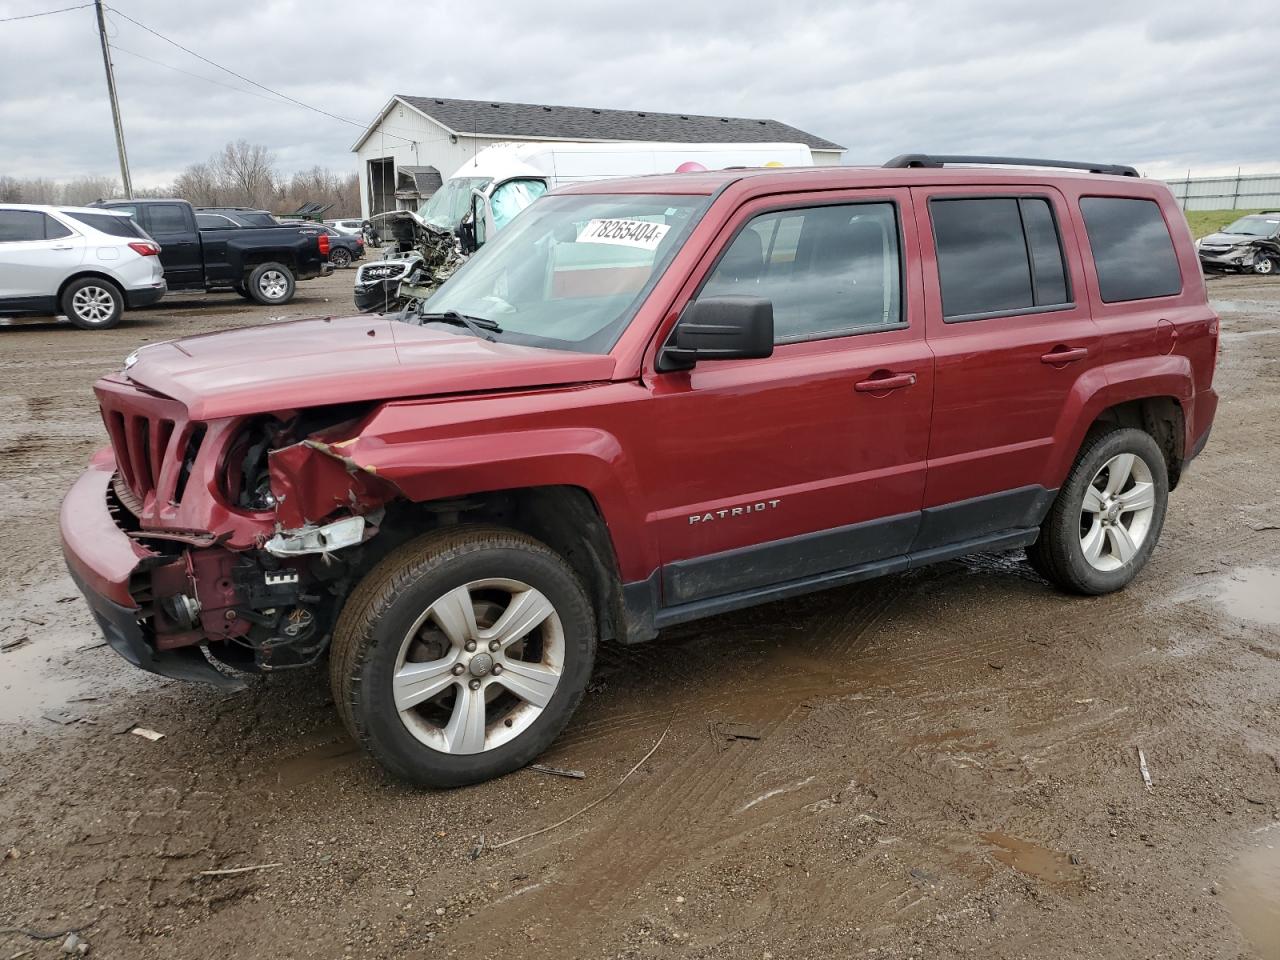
[96,380,201,511]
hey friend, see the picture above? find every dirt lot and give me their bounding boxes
[1,270,1278,960]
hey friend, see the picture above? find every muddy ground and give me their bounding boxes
[1,270,1278,960]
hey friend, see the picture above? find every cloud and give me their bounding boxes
[0,0,1275,186]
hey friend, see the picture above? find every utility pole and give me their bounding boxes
[93,0,132,197]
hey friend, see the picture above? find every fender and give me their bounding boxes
[313,416,654,583]
[1044,354,1194,487]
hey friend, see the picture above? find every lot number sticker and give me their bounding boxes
[577,218,670,250]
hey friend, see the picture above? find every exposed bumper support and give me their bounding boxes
[60,459,244,690]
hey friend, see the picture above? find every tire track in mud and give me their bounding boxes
[444,578,918,954]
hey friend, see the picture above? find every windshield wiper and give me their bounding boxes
[418,310,502,342]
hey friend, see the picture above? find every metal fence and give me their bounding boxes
[1163,172,1280,211]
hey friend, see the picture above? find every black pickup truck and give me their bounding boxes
[92,199,333,305]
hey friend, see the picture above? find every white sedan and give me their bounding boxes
[0,204,167,330]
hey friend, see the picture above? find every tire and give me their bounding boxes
[1254,254,1276,276]
[330,526,597,788]
[329,247,353,269]
[1027,427,1169,595]
[61,277,123,330]
[232,281,253,300]
[246,262,296,305]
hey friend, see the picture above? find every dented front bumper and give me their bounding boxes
[60,454,245,689]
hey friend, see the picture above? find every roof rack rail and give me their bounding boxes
[884,154,1140,178]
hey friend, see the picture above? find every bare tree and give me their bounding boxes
[212,139,276,208]
[61,175,121,205]
[173,162,221,207]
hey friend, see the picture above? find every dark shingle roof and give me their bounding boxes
[395,95,844,152]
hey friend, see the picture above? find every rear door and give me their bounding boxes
[642,188,935,606]
[141,203,203,288]
[911,186,1102,548]
[0,210,85,305]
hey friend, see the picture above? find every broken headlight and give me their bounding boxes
[223,416,291,511]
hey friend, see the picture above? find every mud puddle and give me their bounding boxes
[1215,567,1280,625]
[0,574,149,726]
[1222,840,1280,960]
[980,831,1079,883]
[263,730,363,789]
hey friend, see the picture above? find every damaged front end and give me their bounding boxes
[65,377,401,686]
[352,211,465,313]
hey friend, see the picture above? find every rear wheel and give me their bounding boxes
[61,277,123,330]
[246,262,296,305]
[330,526,596,787]
[329,247,353,268]
[1028,427,1168,594]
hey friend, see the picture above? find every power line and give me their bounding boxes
[108,42,297,108]
[0,1,91,22]
[104,3,422,145]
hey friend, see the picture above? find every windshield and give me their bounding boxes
[1222,216,1279,237]
[420,193,708,354]
[417,177,491,230]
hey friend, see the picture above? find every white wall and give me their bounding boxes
[355,99,847,217]
[355,102,505,218]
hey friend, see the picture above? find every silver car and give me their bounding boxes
[0,204,167,329]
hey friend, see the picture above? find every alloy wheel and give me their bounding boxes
[393,578,564,755]
[71,285,116,324]
[1078,453,1156,571]
[1255,255,1275,275]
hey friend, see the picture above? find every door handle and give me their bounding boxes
[51,244,73,251]
[855,372,917,393]
[1041,346,1088,365]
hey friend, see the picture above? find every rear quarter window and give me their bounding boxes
[65,212,145,238]
[1079,197,1182,303]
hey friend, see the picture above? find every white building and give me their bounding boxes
[351,95,846,220]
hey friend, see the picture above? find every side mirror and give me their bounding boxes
[659,296,774,371]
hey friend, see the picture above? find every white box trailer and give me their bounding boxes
[421,140,814,243]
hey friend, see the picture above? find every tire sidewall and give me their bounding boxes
[354,544,596,787]
[1057,428,1169,593]
[62,278,123,330]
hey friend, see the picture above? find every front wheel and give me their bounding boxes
[330,527,597,787]
[246,262,296,305]
[1027,427,1169,595]
[1253,254,1276,275]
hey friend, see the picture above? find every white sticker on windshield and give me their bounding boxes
[577,218,670,250]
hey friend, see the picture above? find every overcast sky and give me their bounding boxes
[1,0,1276,186]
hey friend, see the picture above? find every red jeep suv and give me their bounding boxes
[61,155,1219,786]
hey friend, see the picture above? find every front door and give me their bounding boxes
[642,188,935,607]
[0,210,85,307]
[910,186,1103,547]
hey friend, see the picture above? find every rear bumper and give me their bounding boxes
[124,280,167,309]
[60,458,243,689]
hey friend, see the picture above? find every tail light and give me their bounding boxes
[356,237,364,248]
[317,233,330,256]
[128,241,160,256]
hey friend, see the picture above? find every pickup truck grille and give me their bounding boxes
[96,379,202,511]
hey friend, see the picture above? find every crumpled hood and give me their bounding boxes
[1199,232,1258,247]
[121,314,617,420]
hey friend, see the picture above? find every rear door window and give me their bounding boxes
[929,196,1072,320]
[1079,197,1182,302]
[43,214,73,239]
